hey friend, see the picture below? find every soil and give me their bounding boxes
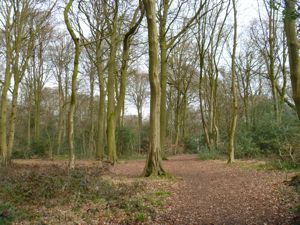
[110,154,299,225]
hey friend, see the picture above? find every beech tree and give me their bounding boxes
[127,71,149,153]
[284,0,300,120]
[0,0,54,166]
[158,0,208,152]
[64,0,81,169]
[227,0,238,163]
[143,0,165,176]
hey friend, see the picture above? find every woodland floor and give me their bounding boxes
[0,154,299,225]
[111,154,299,225]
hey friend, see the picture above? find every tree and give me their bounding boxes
[195,0,231,150]
[284,0,300,120]
[228,0,238,163]
[64,0,81,169]
[127,71,149,153]
[158,0,208,152]
[143,0,165,176]
[0,0,53,165]
[77,0,107,161]
[50,34,72,155]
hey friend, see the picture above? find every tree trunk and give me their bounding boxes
[143,0,165,177]
[227,0,238,163]
[89,70,95,157]
[57,82,65,155]
[284,0,300,120]
[199,55,211,150]
[137,108,142,154]
[268,8,279,122]
[7,81,20,159]
[159,0,168,154]
[27,83,32,156]
[96,43,105,161]
[0,10,12,166]
[107,17,118,164]
[64,0,80,169]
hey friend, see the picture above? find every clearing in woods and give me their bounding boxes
[111,154,298,224]
[1,154,298,224]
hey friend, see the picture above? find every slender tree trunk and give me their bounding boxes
[57,83,64,155]
[64,0,80,169]
[199,56,211,150]
[107,21,118,164]
[228,0,238,163]
[269,14,279,122]
[34,91,41,140]
[96,48,105,161]
[27,83,32,156]
[143,0,165,177]
[89,71,95,157]
[7,81,20,159]
[159,0,168,154]
[160,43,168,152]
[137,108,142,154]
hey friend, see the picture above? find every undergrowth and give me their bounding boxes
[0,164,170,224]
[198,148,224,160]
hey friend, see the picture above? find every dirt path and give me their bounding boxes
[110,154,299,225]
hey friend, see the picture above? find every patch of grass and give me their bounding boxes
[0,202,15,225]
[236,159,300,173]
[268,160,300,171]
[133,212,146,222]
[198,149,223,160]
[154,191,171,197]
[253,160,300,172]
[118,153,146,161]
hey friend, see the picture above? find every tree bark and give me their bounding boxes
[64,0,80,169]
[106,11,118,163]
[284,0,300,120]
[0,6,13,166]
[143,0,165,177]
[95,39,105,161]
[227,0,238,163]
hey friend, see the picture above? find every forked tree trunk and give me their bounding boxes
[143,0,165,177]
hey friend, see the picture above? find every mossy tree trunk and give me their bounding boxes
[158,0,208,152]
[143,0,165,177]
[0,6,13,166]
[284,0,300,120]
[64,0,81,169]
[106,6,118,163]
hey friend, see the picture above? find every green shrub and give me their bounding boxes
[184,136,199,153]
[116,126,137,156]
[198,147,223,160]
[0,202,15,224]
[234,101,299,161]
[235,125,260,158]
[30,139,48,157]
[268,159,299,171]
